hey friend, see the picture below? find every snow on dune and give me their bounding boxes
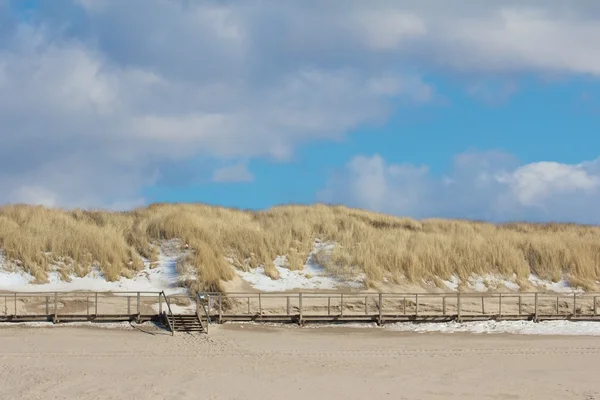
[0,251,187,294]
[235,240,365,292]
[442,273,582,293]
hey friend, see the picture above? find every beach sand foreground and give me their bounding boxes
[1,324,599,400]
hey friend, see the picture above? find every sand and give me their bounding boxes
[1,324,600,400]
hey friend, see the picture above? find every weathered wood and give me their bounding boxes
[499,294,502,316]
[415,294,419,316]
[218,294,223,324]
[258,293,262,316]
[378,293,383,325]
[299,293,303,325]
[442,296,446,316]
[5,290,600,333]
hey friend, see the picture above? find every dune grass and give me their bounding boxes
[1,203,600,292]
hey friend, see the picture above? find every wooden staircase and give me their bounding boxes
[166,313,206,333]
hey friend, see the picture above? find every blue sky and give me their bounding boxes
[1,1,600,223]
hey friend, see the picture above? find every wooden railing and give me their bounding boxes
[2,290,600,329]
[197,291,600,325]
[197,293,211,334]
[160,291,175,336]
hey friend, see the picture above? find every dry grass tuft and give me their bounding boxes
[1,203,600,292]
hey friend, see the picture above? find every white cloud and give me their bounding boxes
[1,1,600,208]
[212,163,255,183]
[319,152,600,223]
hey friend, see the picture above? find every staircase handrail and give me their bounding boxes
[197,292,211,334]
[160,291,175,336]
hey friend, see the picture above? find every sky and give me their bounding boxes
[0,0,599,223]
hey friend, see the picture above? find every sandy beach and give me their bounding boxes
[1,324,599,400]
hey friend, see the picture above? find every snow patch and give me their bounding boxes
[386,320,600,336]
[442,274,521,292]
[225,320,600,336]
[443,275,460,291]
[0,321,159,330]
[0,245,187,295]
[528,274,584,293]
[235,240,365,292]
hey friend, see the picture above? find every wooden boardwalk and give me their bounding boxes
[196,291,600,325]
[2,291,600,334]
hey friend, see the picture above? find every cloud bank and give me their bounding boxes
[0,0,599,218]
[319,152,600,224]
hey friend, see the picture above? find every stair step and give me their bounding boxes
[166,313,206,333]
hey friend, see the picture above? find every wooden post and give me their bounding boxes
[403,297,406,315]
[340,294,344,317]
[534,293,538,322]
[158,294,162,314]
[218,294,223,324]
[136,292,140,315]
[95,293,98,315]
[457,293,461,322]
[481,296,485,315]
[442,296,446,316]
[556,296,560,314]
[247,297,250,314]
[53,292,58,320]
[415,294,419,316]
[298,293,303,325]
[258,293,262,316]
[499,294,502,316]
[86,296,89,317]
[573,293,577,315]
[378,293,383,325]
[518,295,522,315]
[127,297,131,314]
[327,297,331,316]
[286,296,290,315]
[365,296,368,315]
[45,296,49,315]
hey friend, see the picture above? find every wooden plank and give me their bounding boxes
[378,293,383,325]
[499,294,502,316]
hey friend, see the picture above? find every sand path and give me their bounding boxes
[1,324,599,399]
